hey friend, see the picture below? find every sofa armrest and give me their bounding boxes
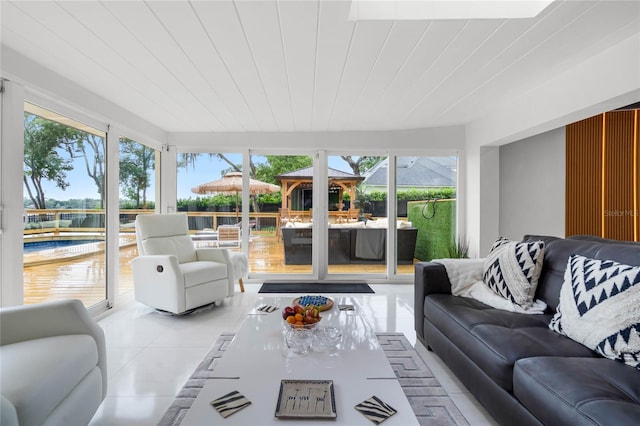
[414,262,452,342]
[0,299,107,397]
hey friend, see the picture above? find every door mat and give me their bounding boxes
[258,282,374,293]
[158,333,469,426]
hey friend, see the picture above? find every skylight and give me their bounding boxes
[349,0,555,20]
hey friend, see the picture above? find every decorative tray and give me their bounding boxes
[275,379,336,419]
[293,295,334,311]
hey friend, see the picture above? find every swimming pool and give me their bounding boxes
[23,239,102,253]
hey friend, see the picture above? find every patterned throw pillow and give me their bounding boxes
[549,255,640,370]
[482,237,545,308]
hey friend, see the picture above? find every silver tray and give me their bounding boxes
[275,379,336,419]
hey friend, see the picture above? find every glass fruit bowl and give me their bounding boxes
[282,305,322,330]
[312,327,342,352]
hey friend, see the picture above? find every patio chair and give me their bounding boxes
[131,213,234,314]
[279,208,296,227]
[347,208,360,222]
[217,225,241,248]
[278,208,299,239]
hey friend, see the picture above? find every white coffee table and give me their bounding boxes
[181,296,419,425]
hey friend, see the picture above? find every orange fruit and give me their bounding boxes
[286,316,296,324]
[294,313,303,322]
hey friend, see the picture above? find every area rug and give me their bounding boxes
[258,282,375,293]
[158,332,468,426]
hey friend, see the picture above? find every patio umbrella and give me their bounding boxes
[191,172,281,221]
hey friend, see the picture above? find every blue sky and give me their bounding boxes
[35,153,354,202]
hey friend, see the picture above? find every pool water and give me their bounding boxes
[23,239,102,253]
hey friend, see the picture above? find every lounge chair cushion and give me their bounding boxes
[179,261,228,287]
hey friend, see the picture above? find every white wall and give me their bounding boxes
[464,143,499,257]
[499,127,565,241]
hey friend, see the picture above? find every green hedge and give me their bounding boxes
[408,199,456,261]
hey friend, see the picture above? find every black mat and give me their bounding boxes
[258,282,374,293]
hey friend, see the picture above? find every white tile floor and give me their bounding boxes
[89,284,498,425]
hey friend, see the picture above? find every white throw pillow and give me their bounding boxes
[482,237,545,308]
[549,255,640,370]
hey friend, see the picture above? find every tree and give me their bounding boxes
[255,155,313,184]
[23,113,74,209]
[64,133,106,208]
[119,138,155,209]
[340,156,385,176]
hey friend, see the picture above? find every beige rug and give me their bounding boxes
[158,332,469,425]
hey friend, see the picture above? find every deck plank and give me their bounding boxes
[24,233,414,307]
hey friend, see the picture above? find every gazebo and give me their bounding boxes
[275,167,364,211]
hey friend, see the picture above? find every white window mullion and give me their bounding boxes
[105,127,120,308]
[0,80,25,307]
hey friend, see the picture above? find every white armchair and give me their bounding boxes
[0,299,107,426]
[131,213,234,314]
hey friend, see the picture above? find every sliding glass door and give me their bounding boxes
[118,137,159,296]
[23,103,108,307]
[251,153,314,276]
[326,154,388,277]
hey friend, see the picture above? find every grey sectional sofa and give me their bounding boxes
[414,235,640,425]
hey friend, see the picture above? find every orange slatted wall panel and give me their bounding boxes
[604,111,635,240]
[566,115,603,237]
[636,110,640,241]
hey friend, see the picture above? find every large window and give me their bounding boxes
[118,137,159,296]
[256,154,314,275]
[395,156,458,270]
[327,154,388,276]
[176,152,245,254]
[22,103,108,307]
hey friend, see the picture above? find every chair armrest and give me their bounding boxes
[0,299,107,396]
[130,255,182,281]
[414,262,452,342]
[131,255,186,312]
[0,299,103,346]
[195,247,232,265]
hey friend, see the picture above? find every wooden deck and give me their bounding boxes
[23,232,414,307]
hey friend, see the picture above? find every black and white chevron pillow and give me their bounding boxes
[549,255,640,370]
[482,237,545,308]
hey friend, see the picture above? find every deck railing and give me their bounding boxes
[23,209,281,236]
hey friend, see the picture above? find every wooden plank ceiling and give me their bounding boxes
[1,1,638,133]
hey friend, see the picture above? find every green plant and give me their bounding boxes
[447,237,469,258]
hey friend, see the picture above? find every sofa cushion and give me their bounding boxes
[425,294,597,391]
[180,261,228,287]
[522,237,640,312]
[483,237,544,308]
[514,357,640,426]
[0,335,98,426]
[549,255,640,369]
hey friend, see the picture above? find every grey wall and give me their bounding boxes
[499,127,565,240]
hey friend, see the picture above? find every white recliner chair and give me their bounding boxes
[0,299,107,426]
[131,213,234,314]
